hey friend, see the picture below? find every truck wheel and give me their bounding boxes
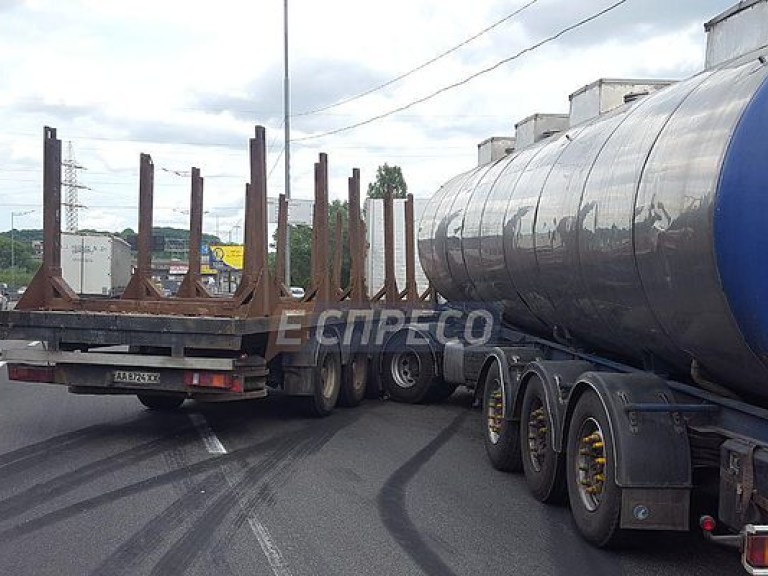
[425,380,458,403]
[339,353,368,407]
[137,394,185,411]
[566,389,623,547]
[301,348,342,417]
[381,331,436,404]
[482,361,522,472]
[521,375,566,503]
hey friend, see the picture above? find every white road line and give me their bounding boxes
[188,413,227,455]
[190,412,291,575]
[27,341,40,347]
[0,361,6,368]
[247,518,294,576]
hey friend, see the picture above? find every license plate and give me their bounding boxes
[114,370,161,385]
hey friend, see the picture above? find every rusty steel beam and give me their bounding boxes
[332,209,343,296]
[233,126,272,316]
[177,167,211,298]
[122,154,163,300]
[274,193,291,298]
[306,153,331,302]
[383,185,398,304]
[402,193,418,303]
[347,168,367,303]
[17,127,79,309]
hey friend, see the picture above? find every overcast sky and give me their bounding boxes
[0,0,735,241]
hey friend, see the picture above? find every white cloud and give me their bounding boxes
[0,0,734,237]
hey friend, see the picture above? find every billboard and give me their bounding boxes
[209,245,244,271]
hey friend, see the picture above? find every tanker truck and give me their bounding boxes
[376,2,768,572]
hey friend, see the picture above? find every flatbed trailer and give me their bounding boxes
[0,125,436,416]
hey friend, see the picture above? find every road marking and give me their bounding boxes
[27,341,40,347]
[0,361,6,368]
[188,413,227,455]
[189,412,291,575]
[247,517,293,576]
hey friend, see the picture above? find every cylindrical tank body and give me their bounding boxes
[418,48,768,401]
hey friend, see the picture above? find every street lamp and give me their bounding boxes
[10,210,35,290]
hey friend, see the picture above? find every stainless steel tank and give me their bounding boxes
[418,48,768,400]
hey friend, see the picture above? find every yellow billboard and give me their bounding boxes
[209,245,244,271]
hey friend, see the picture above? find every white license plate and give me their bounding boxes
[114,370,161,385]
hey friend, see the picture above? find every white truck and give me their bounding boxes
[61,233,132,296]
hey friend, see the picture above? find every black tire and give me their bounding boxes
[520,375,566,503]
[425,380,458,403]
[381,330,437,404]
[566,389,624,548]
[301,347,342,417]
[365,353,382,399]
[482,361,522,472]
[137,394,185,411]
[339,353,368,407]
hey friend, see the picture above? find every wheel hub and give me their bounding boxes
[321,355,339,400]
[487,379,504,444]
[526,402,549,472]
[575,417,607,512]
[391,350,421,389]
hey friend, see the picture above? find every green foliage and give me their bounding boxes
[0,235,36,271]
[270,200,350,290]
[0,267,37,288]
[367,163,407,199]
[0,229,42,244]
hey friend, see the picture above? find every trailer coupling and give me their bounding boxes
[699,516,768,574]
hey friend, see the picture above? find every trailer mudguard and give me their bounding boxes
[517,361,595,453]
[565,372,692,489]
[442,341,465,385]
[282,326,342,396]
[472,347,541,419]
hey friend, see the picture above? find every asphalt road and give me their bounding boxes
[0,340,744,576]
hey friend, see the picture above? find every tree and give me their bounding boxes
[367,163,407,199]
[0,236,35,271]
[269,200,350,290]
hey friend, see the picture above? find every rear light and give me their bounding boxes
[8,364,55,383]
[699,515,717,533]
[183,371,242,393]
[744,525,768,574]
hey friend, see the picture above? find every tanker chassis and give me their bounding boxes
[375,3,768,572]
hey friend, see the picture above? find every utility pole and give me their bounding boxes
[62,141,88,232]
[283,0,292,287]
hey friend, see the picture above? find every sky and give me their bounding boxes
[0,0,736,242]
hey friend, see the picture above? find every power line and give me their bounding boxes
[293,0,541,117]
[294,0,631,142]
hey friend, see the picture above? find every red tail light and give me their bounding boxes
[744,526,768,573]
[183,371,242,393]
[8,364,55,383]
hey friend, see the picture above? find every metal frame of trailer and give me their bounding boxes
[0,125,437,415]
[384,317,768,574]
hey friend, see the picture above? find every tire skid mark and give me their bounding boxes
[151,412,361,576]
[0,425,111,473]
[0,425,198,522]
[0,414,190,478]
[0,435,279,541]
[89,472,228,576]
[92,421,339,576]
[377,411,468,576]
